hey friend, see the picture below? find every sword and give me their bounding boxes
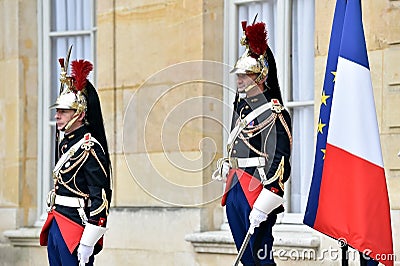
[65,44,73,73]
[54,44,73,163]
[233,228,252,266]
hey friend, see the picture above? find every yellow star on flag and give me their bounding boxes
[321,148,326,159]
[317,119,326,134]
[331,71,337,82]
[321,90,330,106]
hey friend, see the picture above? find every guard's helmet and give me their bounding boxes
[230,20,269,84]
[50,59,93,130]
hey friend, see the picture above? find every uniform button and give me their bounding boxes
[241,114,245,118]
[53,206,56,210]
[245,105,249,109]
[234,140,238,144]
[233,150,237,154]
[55,186,59,190]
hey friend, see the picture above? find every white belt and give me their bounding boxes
[55,195,91,208]
[230,157,266,169]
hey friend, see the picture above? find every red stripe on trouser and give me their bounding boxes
[221,169,262,208]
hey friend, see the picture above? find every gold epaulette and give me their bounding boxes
[271,99,284,113]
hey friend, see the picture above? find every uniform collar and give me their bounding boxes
[244,90,271,107]
[64,125,88,142]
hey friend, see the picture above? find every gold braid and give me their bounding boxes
[278,113,293,149]
[235,111,292,158]
[90,149,108,177]
[57,139,108,198]
[236,112,276,158]
[57,150,91,198]
[242,113,276,135]
[60,151,87,176]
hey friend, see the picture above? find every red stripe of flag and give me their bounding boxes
[315,143,393,264]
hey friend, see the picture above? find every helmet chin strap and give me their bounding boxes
[63,112,81,131]
[238,84,258,100]
[244,83,258,93]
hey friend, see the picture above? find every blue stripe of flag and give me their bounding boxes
[339,0,369,69]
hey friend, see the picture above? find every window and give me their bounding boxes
[36,0,96,224]
[224,0,314,221]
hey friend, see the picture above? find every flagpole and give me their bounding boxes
[341,244,348,266]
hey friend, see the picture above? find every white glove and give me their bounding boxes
[220,162,230,181]
[77,243,94,266]
[249,207,268,234]
[212,160,230,182]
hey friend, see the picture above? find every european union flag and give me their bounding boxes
[303,0,346,227]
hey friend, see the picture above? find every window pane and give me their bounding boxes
[51,0,67,31]
[66,0,77,30]
[290,106,314,212]
[67,35,92,60]
[51,0,92,31]
[83,0,93,28]
[238,1,277,54]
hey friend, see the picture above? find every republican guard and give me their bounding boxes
[40,54,112,266]
[213,18,292,266]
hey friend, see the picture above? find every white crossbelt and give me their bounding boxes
[230,157,265,168]
[212,103,272,183]
[227,102,272,153]
[54,195,91,208]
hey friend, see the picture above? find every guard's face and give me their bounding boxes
[55,109,76,131]
[236,73,257,93]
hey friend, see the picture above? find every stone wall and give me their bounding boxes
[0,0,38,238]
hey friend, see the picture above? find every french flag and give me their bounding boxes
[303,0,394,265]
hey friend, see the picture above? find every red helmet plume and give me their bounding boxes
[245,22,268,58]
[71,60,93,92]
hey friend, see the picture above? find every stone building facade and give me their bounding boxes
[0,0,399,265]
